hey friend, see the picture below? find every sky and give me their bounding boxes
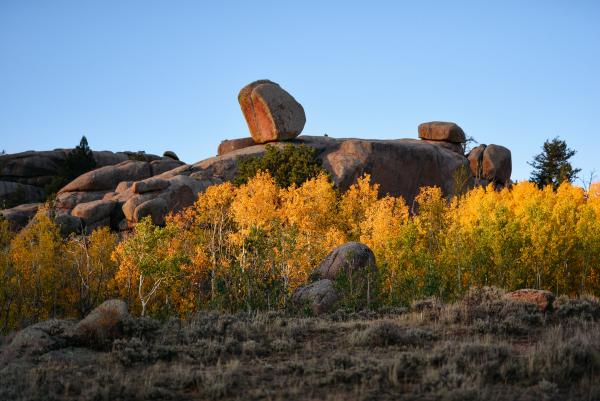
[1,0,599,182]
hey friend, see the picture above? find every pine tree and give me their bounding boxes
[63,136,96,178]
[44,136,97,197]
[528,137,581,189]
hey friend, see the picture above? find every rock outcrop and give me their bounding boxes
[0,203,42,230]
[54,158,185,230]
[238,80,306,143]
[0,181,46,206]
[2,81,513,233]
[0,149,167,207]
[467,144,512,186]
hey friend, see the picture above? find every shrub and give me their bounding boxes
[233,144,327,188]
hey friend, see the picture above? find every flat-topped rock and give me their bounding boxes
[418,121,466,143]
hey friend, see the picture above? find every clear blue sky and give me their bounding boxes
[1,0,599,182]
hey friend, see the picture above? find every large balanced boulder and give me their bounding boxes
[504,289,555,312]
[314,242,376,280]
[238,80,306,143]
[291,279,339,315]
[418,122,466,143]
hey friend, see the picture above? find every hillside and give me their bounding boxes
[1,288,599,401]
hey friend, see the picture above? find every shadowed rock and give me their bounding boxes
[482,144,512,184]
[314,242,376,280]
[74,299,129,345]
[0,203,42,230]
[291,279,339,315]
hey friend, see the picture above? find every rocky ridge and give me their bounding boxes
[1,80,512,232]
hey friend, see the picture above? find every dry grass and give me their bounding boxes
[1,289,599,401]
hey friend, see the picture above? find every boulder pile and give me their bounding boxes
[1,79,513,232]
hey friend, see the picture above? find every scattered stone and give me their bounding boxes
[238,80,306,143]
[291,279,339,315]
[418,121,466,143]
[504,289,555,312]
[314,242,376,280]
[218,137,257,156]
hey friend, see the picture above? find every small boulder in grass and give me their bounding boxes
[74,299,129,345]
[504,289,555,312]
[314,242,376,281]
[291,279,340,315]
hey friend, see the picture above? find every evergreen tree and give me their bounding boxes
[44,136,97,197]
[528,137,581,189]
[63,136,96,178]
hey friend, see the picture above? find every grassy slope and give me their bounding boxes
[1,288,599,401]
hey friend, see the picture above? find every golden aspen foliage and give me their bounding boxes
[112,217,181,316]
[280,173,341,288]
[359,195,410,303]
[64,227,119,316]
[3,174,600,324]
[0,218,16,332]
[339,174,380,240]
[231,171,280,235]
[9,208,67,324]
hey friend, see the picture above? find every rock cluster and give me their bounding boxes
[292,242,377,314]
[1,79,514,232]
